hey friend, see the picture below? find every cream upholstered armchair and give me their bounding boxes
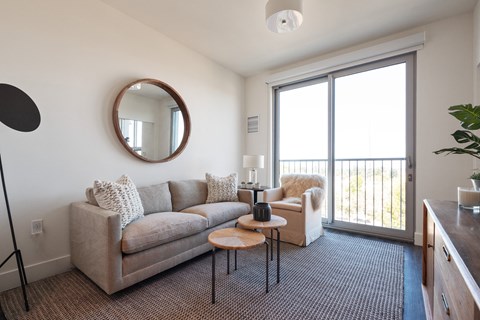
[263,174,326,246]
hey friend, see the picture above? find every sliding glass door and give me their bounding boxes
[274,79,330,218]
[273,54,415,240]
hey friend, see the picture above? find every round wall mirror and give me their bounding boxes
[113,79,191,163]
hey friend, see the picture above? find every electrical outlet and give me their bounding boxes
[31,219,43,235]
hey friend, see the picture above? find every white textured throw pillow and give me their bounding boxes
[93,175,144,229]
[205,173,239,203]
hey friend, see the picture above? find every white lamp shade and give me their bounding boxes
[266,0,303,33]
[243,155,264,168]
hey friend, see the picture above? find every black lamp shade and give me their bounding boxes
[0,84,40,132]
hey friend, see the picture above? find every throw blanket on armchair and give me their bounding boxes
[280,174,326,210]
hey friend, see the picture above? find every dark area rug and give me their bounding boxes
[0,231,403,319]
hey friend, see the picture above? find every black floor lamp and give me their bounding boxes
[0,83,41,312]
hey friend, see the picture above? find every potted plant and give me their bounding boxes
[470,171,480,191]
[434,104,480,190]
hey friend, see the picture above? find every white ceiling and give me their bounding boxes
[101,0,478,77]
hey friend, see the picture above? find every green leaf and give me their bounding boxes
[433,147,480,160]
[451,130,480,146]
[448,104,480,130]
[433,104,480,161]
[434,130,480,159]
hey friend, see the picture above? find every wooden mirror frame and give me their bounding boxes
[113,78,191,163]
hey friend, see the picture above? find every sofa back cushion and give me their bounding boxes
[137,182,172,215]
[169,179,208,212]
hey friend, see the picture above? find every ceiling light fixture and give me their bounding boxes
[265,0,303,34]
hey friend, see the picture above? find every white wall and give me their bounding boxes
[475,1,480,104]
[416,13,474,244]
[0,0,245,292]
[246,12,475,245]
[475,1,480,69]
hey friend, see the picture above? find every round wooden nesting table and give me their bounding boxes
[208,227,268,304]
[237,214,287,284]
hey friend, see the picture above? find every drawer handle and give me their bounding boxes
[442,245,451,262]
[441,293,450,316]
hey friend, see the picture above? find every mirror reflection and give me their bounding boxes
[113,79,190,162]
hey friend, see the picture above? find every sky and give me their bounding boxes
[279,63,406,160]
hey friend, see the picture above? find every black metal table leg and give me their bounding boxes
[270,229,274,261]
[227,250,230,274]
[212,248,216,304]
[265,241,269,293]
[235,250,237,270]
[276,228,281,283]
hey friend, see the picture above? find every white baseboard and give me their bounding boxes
[0,255,73,293]
[414,232,423,246]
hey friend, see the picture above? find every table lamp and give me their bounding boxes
[243,155,264,185]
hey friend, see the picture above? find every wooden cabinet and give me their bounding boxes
[423,204,435,317]
[423,200,480,320]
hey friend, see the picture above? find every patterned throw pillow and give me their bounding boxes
[93,175,144,229]
[205,173,239,203]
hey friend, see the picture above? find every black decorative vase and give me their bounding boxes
[253,202,271,221]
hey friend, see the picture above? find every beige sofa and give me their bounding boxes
[70,179,253,294]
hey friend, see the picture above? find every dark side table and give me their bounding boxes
[238,186,269,204]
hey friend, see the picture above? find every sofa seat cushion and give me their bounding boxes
[181,202,250,228]
[269,200,302,212]
[122,212,208,254]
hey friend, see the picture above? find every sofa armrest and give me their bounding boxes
[70,201,122,294]
[237,189,254,211]
[263,187,283,202]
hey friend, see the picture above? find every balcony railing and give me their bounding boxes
[279,158,406,231]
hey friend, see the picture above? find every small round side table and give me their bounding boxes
[237,214,287,284]
[208,227,269,304]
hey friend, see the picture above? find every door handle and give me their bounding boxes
[442,245,451,262]
[407,156,413,169]
[441,293,450,315]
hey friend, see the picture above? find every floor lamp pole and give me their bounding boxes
[0,154,29,311]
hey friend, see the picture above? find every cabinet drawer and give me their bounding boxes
[433,273,453,320]
[434,231,476,319]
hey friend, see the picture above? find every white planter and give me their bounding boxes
[458,187,480,210]
[471,179,480,191]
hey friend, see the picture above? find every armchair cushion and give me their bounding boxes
[269,200,302,212]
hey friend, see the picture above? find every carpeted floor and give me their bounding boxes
[0,231,404,320]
